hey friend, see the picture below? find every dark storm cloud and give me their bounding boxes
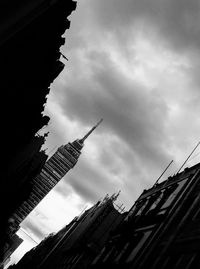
[57,49,171,170]
[62,158,120,203]
[88,0,200,53]
[45,0,200,212]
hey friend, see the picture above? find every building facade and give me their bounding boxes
[91,162,200,269]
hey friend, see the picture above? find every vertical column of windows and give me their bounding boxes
[25,199,36,209]
[23,201,34,212]
[41,169,58,185]
[34,176,54,191]
[30,193,40,205]
[48,158,66,175]
[13,213,22,221]
[18,208,27,217]
[47,156,65,172]
[51,154,70,171]
[33,179,49,192]
[61,148,77,164]
[42,176,57,187]
[52,154,71,172]
[42,165,59,181]
[42,178,55,188]
[20,205,31,216]
[61,150,75,166]
[32,188,46,200]
[14,215,23,224]
[56,151,73,166]
[44,163,63,180]
[15,207,27,221]
[15,211,24,220]
[32,183,48,198]
[45,162,62,177]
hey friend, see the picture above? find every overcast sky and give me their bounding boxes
[8,0,200,266]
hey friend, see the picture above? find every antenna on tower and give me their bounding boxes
[154,160,174,186]
[110,190,121,202]
[177,141,200,174]
[80,118,103,143]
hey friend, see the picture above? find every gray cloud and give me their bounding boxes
[85,0,200,53]
[22,220,45,241]
[65,159,119,202]
[56,49,172,169]
[54,181,73,198]
[47,0,200,211]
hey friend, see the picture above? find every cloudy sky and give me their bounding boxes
[8,0,200,265]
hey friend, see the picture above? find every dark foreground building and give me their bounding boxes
[10,194,125,269]
[0,0,77,262]
[91,162,200,269]
[2,234,23,267]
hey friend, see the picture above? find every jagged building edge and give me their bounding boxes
[0,0,77,262]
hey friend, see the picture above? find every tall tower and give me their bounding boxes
[11,119,103,230]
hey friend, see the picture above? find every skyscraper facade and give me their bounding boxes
[11,119,103,232]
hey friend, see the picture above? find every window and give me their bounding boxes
[161,180,186,209]
[148,192,163,211]
[126,231,152,262]
[192,207,200,220]
[135,200,149,216]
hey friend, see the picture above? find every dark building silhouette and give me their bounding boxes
[10,120,103,236]
[91,162,200,269]
[10,193,125,269]
[1,234,23,268]
[0,0,77,262]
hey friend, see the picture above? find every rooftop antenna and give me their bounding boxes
[177,141,200,174]
[187,151,200,163]
[154,160,174,185]
[79,118,103,143]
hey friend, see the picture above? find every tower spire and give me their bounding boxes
[80,118,103,143]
